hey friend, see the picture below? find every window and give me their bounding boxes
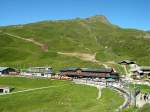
[41,74,44,76]
[0,89,3,93]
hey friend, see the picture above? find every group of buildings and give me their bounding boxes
[0,67,53,78]
[0,67,53,94]
[0,66,119,79]
[1,60,150,79]
[0,60,150,79]
[119,60,150,78]
[0,61,150,94]
[0,66,119,94]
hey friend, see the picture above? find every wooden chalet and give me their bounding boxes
[81,68,114,78]
[60,67,81,77]
[60,67,119,79]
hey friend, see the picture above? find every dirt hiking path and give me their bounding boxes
[4,33,48,52]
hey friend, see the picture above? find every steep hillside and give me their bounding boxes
[0,15,150,70]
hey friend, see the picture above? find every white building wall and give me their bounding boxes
[21,72,52,78]
[4,88,10,93]
[21,72,32,76]
[0,88,10,94]
[129,64,141,72]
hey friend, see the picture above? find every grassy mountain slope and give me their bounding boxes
[0,31,99,71]
[0,15,150,70]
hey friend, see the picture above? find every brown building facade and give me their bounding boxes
[60,67,119,79]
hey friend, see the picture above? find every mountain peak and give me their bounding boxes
[87,15,111,25]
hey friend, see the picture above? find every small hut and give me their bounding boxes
[0,86,10,94]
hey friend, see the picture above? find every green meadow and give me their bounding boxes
[0,77,124,112]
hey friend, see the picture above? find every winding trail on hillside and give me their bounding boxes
[57,52,111,68]
[0,84,67,96]
[57,52,98,62]
[4,32,48,52]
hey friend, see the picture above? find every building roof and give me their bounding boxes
[60,67,81,72]
[60,67,113,73]
[29,67,52,69]
[27,67,53,73]
[118,60,136,65]
[0,67,9,72]
[0,86,10,89]
[140,67,150,71]
[81,68,113,73]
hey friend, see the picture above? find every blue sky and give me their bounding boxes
[0,0,149,30]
